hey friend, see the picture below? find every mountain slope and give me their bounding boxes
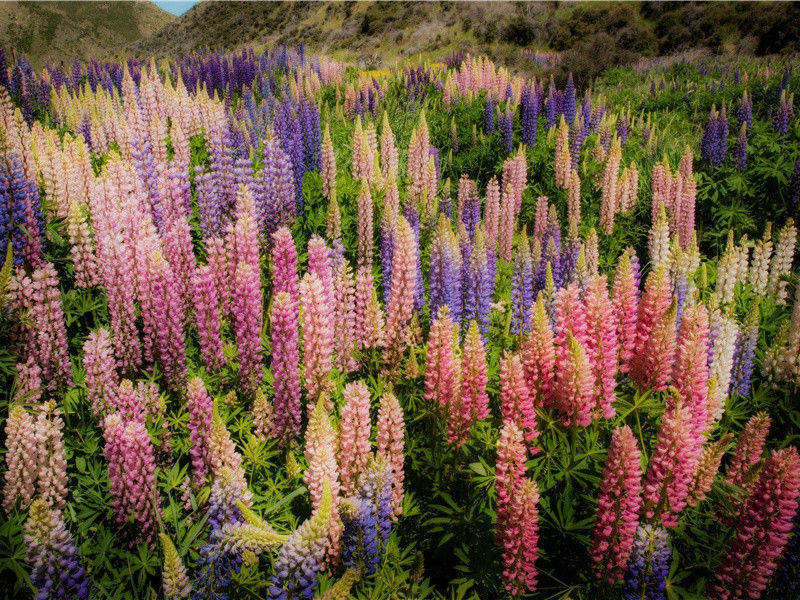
[0,1,174,66]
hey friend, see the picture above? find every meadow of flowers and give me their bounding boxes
[0,45,799,600]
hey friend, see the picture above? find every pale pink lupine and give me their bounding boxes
[300,272,334,409]
[357,183,374,266]
[270,291,302,444]
[192,265,225,371]
[82,328,119,419]
[590,425,642,583]
[2,404,37,512]
[384,216,418,360]
[484,177,501,252]
[376,391,405,518]
[66,201,100,288]
[332,260,357,373]
[233,262,263,393]
[354,265,385,351]
[339,381,372,496]
[33,402,68,510]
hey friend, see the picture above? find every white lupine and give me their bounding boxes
[710,312,739,402]
[649,205,671,271]
[768,219,797,302]
[749,223,773,294]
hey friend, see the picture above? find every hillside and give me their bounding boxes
[0,1,174,66]
[136,1,800,83]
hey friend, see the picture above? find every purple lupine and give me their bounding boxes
[501,107,514,154]
[790,158,800,214]
[563,72,576,125]
[729,307,759,397]
[2,152,45,266]
[520,84,539,147]
[510,237,535,335]
[623,525,670,600]
[429,220,462,322]
[484,97,495,133]
[774,90,794,138]
[737,92,753,128]
[380,218,395,303]
[733,123,748,171]
[546,80,558,129]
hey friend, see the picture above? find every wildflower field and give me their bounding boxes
[0,43,800,600]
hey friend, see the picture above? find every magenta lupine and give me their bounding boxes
[300,272,334,409]
[711,447,800,600]
[611,249,639,373]
[192,265,225,371]
[584,275,619,419]
[339,381,372,496]
[725,412,771,502]
[376,391,405,518]
[672,303,711,447]
[271,226,300,310]
[186,377,214,486]
[103,412,161,546]
[630,267,673,392]
[205,234,232,319]
[233,262,263,393]
[642,391,697,528]
[500,352,539,451]
[270,291,302,444]
[521,298,556,407]
[591,425,643,583]
[82,328,119,419]
[425,308,462,436]
[2,404,37,512]
[9,261,72,389]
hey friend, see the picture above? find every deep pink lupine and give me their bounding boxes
[270,291,302,444]
[300,272,334,409]
[425,308,462,430]
[630,267,673,392]
[495,420,527,544]
[554,283,589,350]
[377,391,405,518]
[82,328,119,419]
[385,216,418,359]
[500,352,539,451]
[611,249,639,373]
[584,275,619,419]
[271,226,300,311]
[2,404,37,512]
[711,447,800,600]
[192,265,225,371]
[672,303,710,447]
[642,391,697,528]
[339,381,372,496]
[460,320,490,431]
[521,298,556,408]
[484,176,501,252]
[332,260,357,373]
[9,262,72,390]
[590,425,643,583]
[725,412,771,500]
[186,377,214,486]
[499,474,540,598]
[233,262,263,393]
[357,183,374,266]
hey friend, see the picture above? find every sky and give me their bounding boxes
[153,1,198,16]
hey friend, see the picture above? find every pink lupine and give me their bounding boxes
[233,262,264,393]
[672,303,710,445]
[642,391,697,528]
[232,187,260,274]
[688,434,732,508]
[425,308,462,431]
[150,251,188,390]
[66,201,100,288]
[192,265,225,371]
[112,379,146,423]
[208,403,251,499]
[270,291,302,444]
[103,413,161,547]
[186,377,214,486]
[584,275,619,419]
[357,183,374,266]
[82,328,119,419]
[339,381,372,496]
[380,111,399,186]
[205,234,232,318]
[460,320,490,430]
[554,283,589,350]
[321,122,337,202]
[590,425,643,583]
[725,412,771,499]
[300,272,334,409]
[711,447,800,600]
[384,216,418,359]
[497,182,516,261]
[161,204,196,310]
[354,265,385,351]
[630,266,672,391]
[377,391,405,518]
[32,403,68,511]
[495,420,527,543]
[521,298,556,407]
[13,357,43,404]
[308,235,334,312]
[500,352,539,451]
[611,249,639,373]
[332,260,357,373]
[484,176,500,252]
[271,226,300,310]
[9,262,72,389]
[2,404,37,512]
[555,333,595,428]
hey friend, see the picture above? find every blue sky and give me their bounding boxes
[154,1,198,16]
